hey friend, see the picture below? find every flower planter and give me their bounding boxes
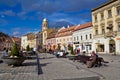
[1,56,26,66]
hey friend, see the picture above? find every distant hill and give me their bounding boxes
[0,32,12,42]
[0,32,9,37]
[49,21,74,28]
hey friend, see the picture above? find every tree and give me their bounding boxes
[10,43,19,56]
[26,45,30,51]
[70,46,74,55]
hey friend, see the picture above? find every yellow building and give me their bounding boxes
[21,33,36,50]
[55,26,76,51]
[42,18,56,48]
[92,0,120,54]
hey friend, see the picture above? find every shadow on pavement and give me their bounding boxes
[39,57,55,59]
[27,56,37,60]
[54,76,100,80]
[0,60,3,63]
[40,62,51,67]
[22,62,37,66]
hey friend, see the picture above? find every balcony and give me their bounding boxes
[104,31,117,38]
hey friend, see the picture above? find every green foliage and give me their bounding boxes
[70,46,74,55]
[26,45,30,51]
[68,44,71,50]
[10,43,19,56]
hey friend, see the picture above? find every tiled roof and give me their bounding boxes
[47,29,58,39]
[11,37,21,43]
[56,26,76,37]
[74,22,92,31]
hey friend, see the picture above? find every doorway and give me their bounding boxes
[109,39,115,53]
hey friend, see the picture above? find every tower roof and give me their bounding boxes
[43,18,47,22]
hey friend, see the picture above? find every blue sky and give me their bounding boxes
[0,0,108,37]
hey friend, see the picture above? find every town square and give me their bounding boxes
[0,0,120,80]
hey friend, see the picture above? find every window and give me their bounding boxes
[118,23,120,31]
[63,38,65,41]
[89,45,92,50]
[60,39,61,42]
[77,36,79,41]
[81,36,82,40]
[67,38,69,41]
[102,26,105,34]
[74,37,76,41]
[90,34,92,39]
[102,28,105,34]
[117,6,120,15]
[101,13,104,20]
[94,15,97,22]
[95,29,98,35]
[108,9,112,18]
[86,35,88,40]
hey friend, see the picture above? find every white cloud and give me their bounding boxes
[13,31,20,36]
[0,10,16,16]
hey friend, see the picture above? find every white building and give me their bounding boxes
[72,22,93,53]
[21,35,28,50]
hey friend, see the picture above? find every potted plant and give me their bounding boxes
[1,42,26,66]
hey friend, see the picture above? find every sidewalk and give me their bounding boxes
[0,55,40,80]
[38,53,100,80]
[0,52,119,80]
[38,53,120,80]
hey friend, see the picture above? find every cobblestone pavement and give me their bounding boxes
[0,52,120,80]
[0,55,41,80]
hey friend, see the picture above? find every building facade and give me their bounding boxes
[55,26,75,52]
[73,22,93,53]
[46,29,58,51]
[21,35,28,50]
[21,33,36,50]
[92,0,120,54]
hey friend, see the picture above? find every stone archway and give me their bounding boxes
[109,39,115,53]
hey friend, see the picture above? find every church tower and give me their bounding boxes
[42,18,48,31]
[42,18,48,47]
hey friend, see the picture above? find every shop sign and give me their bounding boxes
[74,42,79,44]
[116,38,120,40]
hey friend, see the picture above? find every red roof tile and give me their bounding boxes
[74,22,92,31]
[56,26,76,37]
